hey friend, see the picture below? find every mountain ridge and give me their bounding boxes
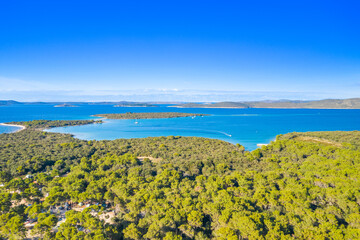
[173,98,360,109]
[1,98,360,109]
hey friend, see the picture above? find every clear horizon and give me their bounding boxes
[1,1,359,101]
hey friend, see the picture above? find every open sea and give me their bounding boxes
[1,104,360,151]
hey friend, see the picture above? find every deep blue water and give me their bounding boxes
[1,104,360,150]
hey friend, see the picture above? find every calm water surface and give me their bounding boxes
[1,104,360,150]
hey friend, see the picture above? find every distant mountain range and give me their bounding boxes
[0,101,156,107]
[0,100,22,106]
[1,98,360,109]
[173,98,360,109]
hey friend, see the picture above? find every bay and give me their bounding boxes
[1,104,360,150]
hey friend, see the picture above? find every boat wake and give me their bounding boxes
[216,131,232,137]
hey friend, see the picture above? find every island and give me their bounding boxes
[0,100,158,107]
[54,104,77,107]
[173,98,360,109]
[114,102,157,107]
[94,112,209,119]
[174,102,250,108]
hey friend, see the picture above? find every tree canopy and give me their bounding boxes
[0,120,359,239]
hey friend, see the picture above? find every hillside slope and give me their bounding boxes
[0,123,360,239]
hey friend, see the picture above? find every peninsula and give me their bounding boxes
[94,112,208,119]
[5,119,102,130]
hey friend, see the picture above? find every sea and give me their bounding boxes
[1,104,360,151]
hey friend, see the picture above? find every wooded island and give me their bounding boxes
[95,112,208,119]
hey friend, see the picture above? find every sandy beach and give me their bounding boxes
[0,123,26,133]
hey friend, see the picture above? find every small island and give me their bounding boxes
[114,102,157,107]
[174,102,249,108]
[54,104,77,107]
[94,112,209,119]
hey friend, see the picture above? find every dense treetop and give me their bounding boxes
[0,120,359,239]
[278,130,360,149]
[6,119,102,130]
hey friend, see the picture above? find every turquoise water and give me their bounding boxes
[1,104,360,150]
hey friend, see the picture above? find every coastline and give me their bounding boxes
[0,123,26,133]
[169,106,360,109]
[169,106,248,109]
[93,112,208,120]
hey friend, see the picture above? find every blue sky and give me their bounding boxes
[0,0,359,101]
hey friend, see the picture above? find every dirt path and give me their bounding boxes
[296,136,343,147]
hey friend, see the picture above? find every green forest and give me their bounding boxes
[7,120,102,130]
[0,120,360,239]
